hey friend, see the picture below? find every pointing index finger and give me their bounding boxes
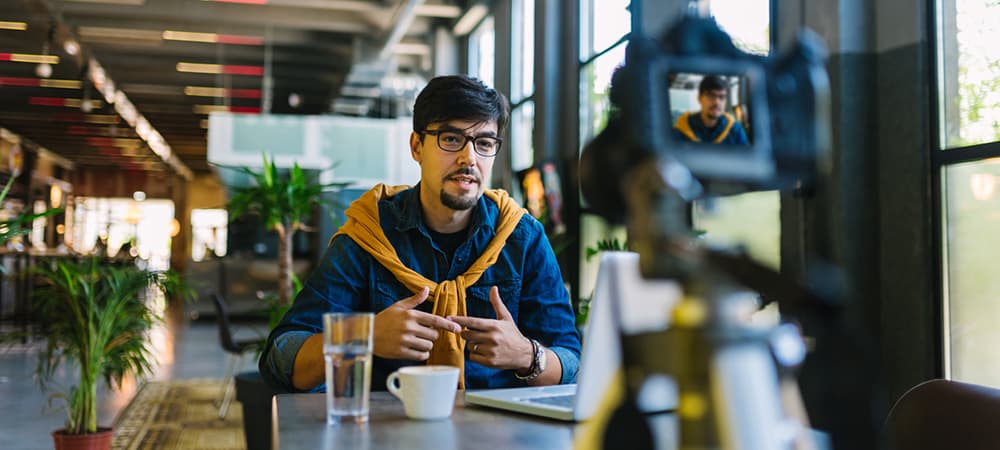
[447,315,495,331]
[413,310,461,333]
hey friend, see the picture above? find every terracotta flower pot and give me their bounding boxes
[51,427,113,450]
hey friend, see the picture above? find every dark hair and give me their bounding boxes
[698,75,728,95]
[412,75,510,134]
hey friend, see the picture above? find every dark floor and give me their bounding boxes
[0,305,267,450]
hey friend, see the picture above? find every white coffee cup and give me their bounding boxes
[386,365,460,420]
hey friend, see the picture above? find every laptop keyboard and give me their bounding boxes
[523,394,575,408]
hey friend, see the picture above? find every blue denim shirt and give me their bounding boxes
[259,184,581,392]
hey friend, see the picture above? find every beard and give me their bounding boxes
[439,167,481,210]
[440,189,478,210]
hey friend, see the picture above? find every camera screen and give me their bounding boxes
[667,72,753,146]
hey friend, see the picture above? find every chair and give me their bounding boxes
[211,293,266,419]
[885,379,1000,450]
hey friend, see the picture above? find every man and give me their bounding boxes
[259,75,581,392]
[673,75,749,145]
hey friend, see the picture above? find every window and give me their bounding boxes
[937,0,1000,386]
[468,17,495,87]
[71,197,175,270]
[512,0,535,104]
[578,0,629,144]
[709,0,771,55]
[192,208,228,261]
[578,0,631,305]
[509,0,536,171]
[939,0,1000,148]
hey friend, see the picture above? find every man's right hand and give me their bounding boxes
[373,287,461,360]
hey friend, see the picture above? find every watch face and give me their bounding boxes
[535,340,547,374]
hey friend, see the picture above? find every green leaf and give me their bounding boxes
[29,258,189,434]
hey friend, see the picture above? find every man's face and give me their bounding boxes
[410,119,498,211]
[698,88,727,120]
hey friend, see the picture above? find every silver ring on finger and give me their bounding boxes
[471,343,479,353]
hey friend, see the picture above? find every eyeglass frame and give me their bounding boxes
[418,128,503,157]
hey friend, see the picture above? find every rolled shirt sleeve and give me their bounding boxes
[259,330,317,393]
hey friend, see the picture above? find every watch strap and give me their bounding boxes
[514,339,545,382]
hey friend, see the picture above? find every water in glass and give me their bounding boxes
[324,342,372,424]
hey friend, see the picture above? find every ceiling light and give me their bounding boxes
[63,40,80,56]
[78,26,163,42]
[163,30,264,46]
[201,0,268,4]
[0,77,80,89]
[176,62,264,76]
[453,4,488,36]
[184,86,226,97]
[0,21,28,31]
[0,52,60,64]
[29,97,100,109]
[223,65,265,75]
[35,63,53,78]
[66,98,103,110]
[193,104,229,114]
[416,4,461,18]
[184,86,262,98]
[63,0,146,4]
[163,30,216,43]
[215,34,266,45]
[193,105,260,114]
[177,62,222,74]
[81,114,119,124]
[41,79,82,89]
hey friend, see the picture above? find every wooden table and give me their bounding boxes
[273,392,589,450]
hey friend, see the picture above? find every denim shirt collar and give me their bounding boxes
[389,183,497,236]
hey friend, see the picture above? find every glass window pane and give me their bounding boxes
[591,0,631,54]
[945,159,1000,386]
[580,43,626,144]
[512,0,535,102]
[710,0,771,55]
[469,17,495,86]
[511,101,535,171]
[939,0,1000,148]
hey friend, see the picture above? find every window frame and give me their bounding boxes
[930,0,1000,380]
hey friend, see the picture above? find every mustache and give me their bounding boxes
[445,168,481,183]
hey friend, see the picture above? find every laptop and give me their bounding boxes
[464,251,681,421]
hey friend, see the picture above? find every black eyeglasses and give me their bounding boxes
[420,129,503,157]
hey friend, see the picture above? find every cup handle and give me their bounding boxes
[387,371,402,399]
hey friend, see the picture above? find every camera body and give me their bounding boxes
[581,16,830,222]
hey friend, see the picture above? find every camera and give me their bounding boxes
[580,16,830,223]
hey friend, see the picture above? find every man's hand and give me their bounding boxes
[448,286,534,371]
[374,287,461,361]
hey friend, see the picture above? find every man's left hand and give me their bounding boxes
[448,286,534,371]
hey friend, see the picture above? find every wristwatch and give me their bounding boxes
[514,339,547,382]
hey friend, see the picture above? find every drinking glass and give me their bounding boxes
[323,312,374,425]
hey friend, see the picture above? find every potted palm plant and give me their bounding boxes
[224,155,349,450]
[32,257,186,450]
[225,155,349,318]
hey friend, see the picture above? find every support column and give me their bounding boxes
[874,0,938,407]
[777,0,886,447]
[492,0,514,191]
[533,0,580,301]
